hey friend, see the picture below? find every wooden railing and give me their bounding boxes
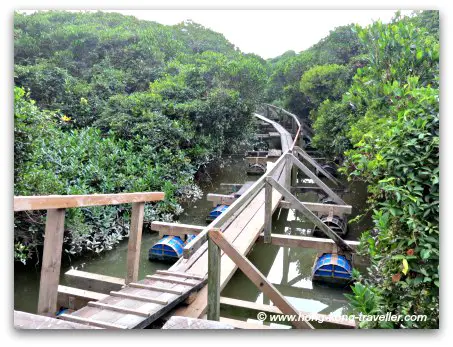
[14,191,165,316]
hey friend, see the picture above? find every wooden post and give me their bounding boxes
[264,181,272,243]
[37,208,66,316]
[207,229,221,321]
[285,153,292,189]
[126,202,145,285]
[208,229,313,329]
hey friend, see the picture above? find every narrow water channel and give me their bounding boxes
[14,155,371,327]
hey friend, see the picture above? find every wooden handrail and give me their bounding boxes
[264,104,302,150]
[14,191,165,211]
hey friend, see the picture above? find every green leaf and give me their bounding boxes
[402,258,409,275]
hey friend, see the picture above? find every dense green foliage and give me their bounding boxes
[14,11,267,262]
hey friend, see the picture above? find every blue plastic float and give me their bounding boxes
[149,234,196,262]
[311,253,352,286]
[206,204,229,223]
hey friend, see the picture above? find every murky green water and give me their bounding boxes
[14,155,371,326]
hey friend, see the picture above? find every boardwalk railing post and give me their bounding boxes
[264,179,272,243]
[37,208,66,316]
[126,202,145,285]
[207,229,221,321]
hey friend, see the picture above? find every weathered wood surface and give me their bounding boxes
[57,285,109,311]
[207,234,221,321]
[257,233,359,252]
[278,200,352,215]
[206,193,237,206]
[294,146,340,186]
[37,208,66,316]
[14,311,101,330]
[64,269,124,294]
[126,202,145,285]
[162,316,234,329]
[58,271,207,329]
[14,191,164,211]
[151,221,204,238]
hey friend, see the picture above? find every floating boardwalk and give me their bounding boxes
[14,104,359,329]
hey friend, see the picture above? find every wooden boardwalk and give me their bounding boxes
[56,110,296,329]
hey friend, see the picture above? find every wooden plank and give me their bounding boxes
[129,282,184,295]
[145,275,199,287]
[264,181,272,243]
[37,208,66,316]
[257,234,359,252]
[290,154,346,205]
[208,229,313,329]
[278,200,352,215]
[57,285,109,311]
[207,232,221,321]
[58,313,127,329]
[294,146,339,186]
[14,192,164,211]
[126,202,144,285]
[109,291,168,305]
[64,269,124,294]
[87,301,149,317]
[155,270,205,281]
[266,177,354,253]
[206,193,236,206]
[14,311,101,329]
[219,297,355,329]
[234,181,255,197]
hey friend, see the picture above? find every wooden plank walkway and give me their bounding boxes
[55,111,295,329]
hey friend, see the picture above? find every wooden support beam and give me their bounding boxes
[57,285,108,311]
[290,154,346,205]
[109,291,168,305]
[126,202,145,285]
[208,229,313,329]
[151,221,204,239]
[206,193,236,206]
[278,200,352,215]
[294,146,340,186]
[58,313,127,329]
[257,234,359,252]
[219,297,355,329]
[87,301,149,317]
[37,208,66,316]
[264,181,272,243]
[14,192,164,211]
[207,230,221,321]
[266,177,353,253]
[64,269,124,294]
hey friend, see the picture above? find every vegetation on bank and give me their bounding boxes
[267,10,439,328]
[14,11,268,263]
[14,10,439,328]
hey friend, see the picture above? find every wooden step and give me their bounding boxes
[129,282,184,295]
[155,270,205,281]
[87,301,150,317]
[109,291,168,305]
[58,313,127,329]
[145,275,199,286]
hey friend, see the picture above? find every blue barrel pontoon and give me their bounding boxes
[149,236,185,262]
[206,204,229,223]
[312,253,352,286]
